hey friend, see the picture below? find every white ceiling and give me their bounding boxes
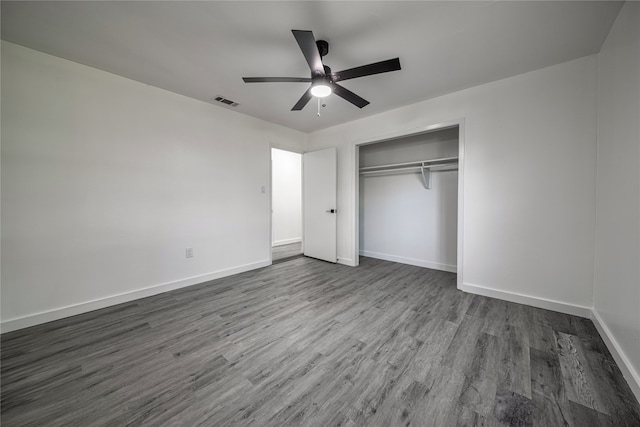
[1,1,623,133]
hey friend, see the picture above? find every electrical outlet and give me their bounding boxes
[186,248,194,258]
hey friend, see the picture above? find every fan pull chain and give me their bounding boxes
[317,97,327,117]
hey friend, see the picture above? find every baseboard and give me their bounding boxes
[591,310,640,403]
[459,282,592,318]
[1,260,271,334]
[272,237,302,247]
[359,250,457,273]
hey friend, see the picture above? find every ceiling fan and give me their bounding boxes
[243,30,401,111]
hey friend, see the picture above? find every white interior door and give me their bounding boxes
[303,147,337,263]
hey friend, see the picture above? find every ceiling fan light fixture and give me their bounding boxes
[310,79,332,98]
[243,30,400,110]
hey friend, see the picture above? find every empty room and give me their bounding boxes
[1,1,639,425]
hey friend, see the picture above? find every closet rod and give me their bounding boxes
[358,156,458,172]
[360,161,457,189]
[359,165,458,175]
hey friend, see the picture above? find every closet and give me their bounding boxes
[358,126,459,272]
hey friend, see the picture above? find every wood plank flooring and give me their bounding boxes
[272,242,303,263]
[2,256,639,426]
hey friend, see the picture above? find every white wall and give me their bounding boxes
[271,148,302,246]
[359,130,458,271]
[0,42,306,331]
[309,55,598,314]
[360,172,458,271]
[594,1,640,399]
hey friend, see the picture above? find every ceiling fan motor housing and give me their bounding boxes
[316,40,329,57]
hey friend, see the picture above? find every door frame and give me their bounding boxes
[269,144,304,264]
[351,119,466,289]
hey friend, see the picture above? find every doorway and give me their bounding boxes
[353,120,465,285]
[271,148,303,263]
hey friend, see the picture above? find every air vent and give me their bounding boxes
[212,96,239,107]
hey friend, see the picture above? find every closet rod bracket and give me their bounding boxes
[421,162,431,189]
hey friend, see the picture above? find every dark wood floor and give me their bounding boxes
[2,257,639,426]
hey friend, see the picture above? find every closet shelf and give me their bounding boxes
[359,156,458,189]
[359,156,458,172]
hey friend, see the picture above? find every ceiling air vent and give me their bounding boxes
[212,95,239,107]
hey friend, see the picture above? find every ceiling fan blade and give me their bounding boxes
[243,77,311,83]
[291,30,325,76]
[292,87,313,111]
[333,58,401,82]
[331,83,369,108]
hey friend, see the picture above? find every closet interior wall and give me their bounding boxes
[358,127,459,272]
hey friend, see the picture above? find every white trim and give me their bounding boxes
[352,121,461,148]
[337,257,356,266]
[456,120,466,290]
[352,140,360,266]
[591,310,640,403]
[268,144,274,264]
[360,251,456,273]
[272,237,302,247]
[460,281,592,318]
[0,260,271,334]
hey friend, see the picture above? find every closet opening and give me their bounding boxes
[271,148,303,263]
[355,122,463,280]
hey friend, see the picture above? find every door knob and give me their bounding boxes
[326,209,336,213]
